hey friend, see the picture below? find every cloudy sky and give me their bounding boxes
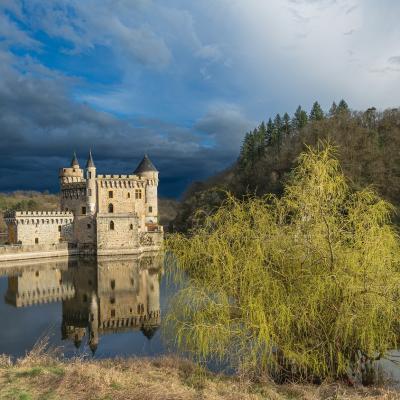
[0,0,399,197]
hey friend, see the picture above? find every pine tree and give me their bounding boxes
[258,121,267,145]
[273,114,283,149]
[293,106,308,130]
[309,101,324,121]
[266,118,274,146]
[282,112,291,136]
[329,101,337,117]
[337,99,350,114]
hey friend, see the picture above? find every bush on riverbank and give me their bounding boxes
[166,143,400,385]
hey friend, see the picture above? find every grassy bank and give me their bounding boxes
[0,351,397,400]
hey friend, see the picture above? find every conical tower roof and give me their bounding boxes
[134,154,158,174]
[86,149,95,168]
[71,152,80,168]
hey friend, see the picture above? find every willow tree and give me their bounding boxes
[165,142,400,383]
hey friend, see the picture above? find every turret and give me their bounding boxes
[86,150,97,215]
[134,155,159,225]
[59,152,84,185]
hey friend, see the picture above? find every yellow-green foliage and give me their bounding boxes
[165,142,400,381]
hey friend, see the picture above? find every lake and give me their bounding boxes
[0,253,171,359]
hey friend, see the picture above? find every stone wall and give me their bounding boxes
[4,211,74,246]
[96,213,139,251]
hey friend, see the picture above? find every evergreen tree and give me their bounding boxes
[309,101,324,121]
[258,121,267,145]
[266,118,274,146]
[329,101,337,117]
[282,112,291,136]
[272,114,283,149]
[337,99,350,114]
[293,106,308,130]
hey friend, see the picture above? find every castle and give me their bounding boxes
[4,151,163,258]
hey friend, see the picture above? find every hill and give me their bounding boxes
[173,102,400,232]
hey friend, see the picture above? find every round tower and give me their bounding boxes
[134,154,159,225]
[85,150,97,215]
[59,152,84,186]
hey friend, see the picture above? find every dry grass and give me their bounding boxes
[0,345,398,400]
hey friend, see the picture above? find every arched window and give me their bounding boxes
[109,221,114,230]
[129,224,133,230]
[108,203,114,213]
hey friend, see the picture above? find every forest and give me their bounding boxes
[173,101,400,232]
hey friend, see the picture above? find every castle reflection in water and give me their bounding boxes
[3,253,163,354]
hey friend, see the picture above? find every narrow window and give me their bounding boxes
[108,190,113,198]
[35,271,39,277]
[110,280,115,290]
[88,188,92,196]
[129,223,133,230]
[108,203,114,213]
[88,171,92,179]
[58,225,61,232]
[35,238,39,244]
[110,297,115,304]
[87,224,91,229]
[127,192,131,198]
[148,206,153,213]
[82,206,86,215]
[111,309,115,318]
[109,221,114,230]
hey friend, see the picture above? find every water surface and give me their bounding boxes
[0,253,170,359]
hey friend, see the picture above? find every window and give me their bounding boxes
[108,203,114,213]
[110,297,115,304]
[108,190,113,198]
[110,280,115,290]
[88,188,92,196]
[111,309,115,318]
[129,224,133,230]
[127,192,131,198]
[83,294,88,302]
[149,206,153,213]
[87,224,91,229]
[58,226,61,232]
[35,271,39,277]
[82,206,86,215]
[135,189,142,199]
[109,221,114,230]
[88,171,92,179]
[35,238,39,244]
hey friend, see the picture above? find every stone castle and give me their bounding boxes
[4,151,163,257]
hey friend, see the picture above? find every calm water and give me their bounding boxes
[0,253,172,359]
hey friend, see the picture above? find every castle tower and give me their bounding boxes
[59,152,84,186]
[86,150,97,215]
[134,155,159,226]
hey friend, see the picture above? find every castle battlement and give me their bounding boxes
[4,210,74,218]
[97,174,139,179]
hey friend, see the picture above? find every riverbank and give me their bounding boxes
[0,348,397,399]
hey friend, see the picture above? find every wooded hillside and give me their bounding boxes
[174,102,400,231]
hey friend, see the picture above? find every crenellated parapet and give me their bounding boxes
[4,210,74,225]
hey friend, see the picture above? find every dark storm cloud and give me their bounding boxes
[0,56,247,197]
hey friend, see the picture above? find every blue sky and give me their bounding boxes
[0,0,399,197]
